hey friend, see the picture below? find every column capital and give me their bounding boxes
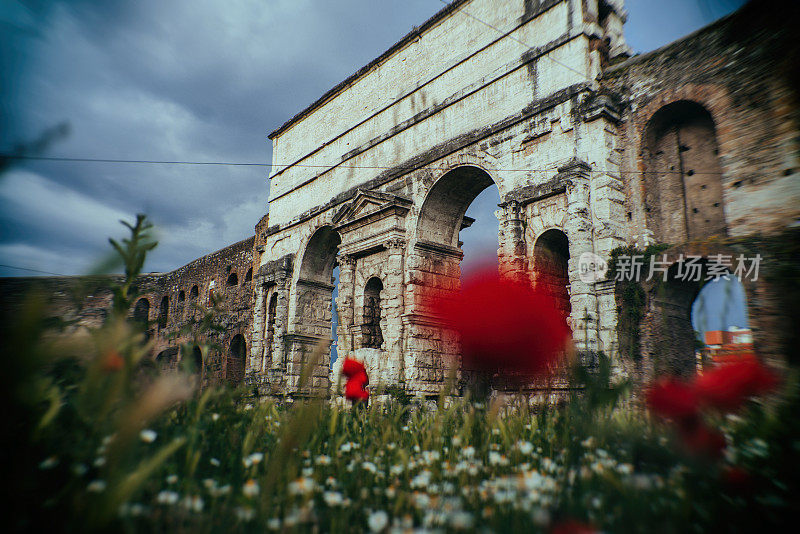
[387,238,406,251]
[338,254,357,268]
[557,158,592,178]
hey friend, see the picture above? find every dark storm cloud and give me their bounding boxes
[0,0,745,277]
[0,0,444,275]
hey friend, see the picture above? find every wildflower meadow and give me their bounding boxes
[4,217,798,533]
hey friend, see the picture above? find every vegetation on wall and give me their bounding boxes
[607,243,671,362]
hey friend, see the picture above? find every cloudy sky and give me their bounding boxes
[1,0,748,334]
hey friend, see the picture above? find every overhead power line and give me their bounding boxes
[2,154,270,166]
[0,263,70,276]
[0,153,727,175]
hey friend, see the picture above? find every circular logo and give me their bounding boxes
[578,252,608,283]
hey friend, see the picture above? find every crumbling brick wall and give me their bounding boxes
[0,236,256,388]
[601,1,799,373]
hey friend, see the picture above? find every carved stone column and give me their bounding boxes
[498,199,527,281]
[250,254,294,395]
[385,238,407,385]
[335,254,357,361]
[562,159,600,352]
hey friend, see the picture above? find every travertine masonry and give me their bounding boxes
[3,0,797,399]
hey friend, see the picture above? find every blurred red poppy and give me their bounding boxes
[676,416,726,459]
[342,358,369,403]
[694,355,778,412]
[550,519,597,534]
[102,350,124,373]
[342,357,367,379]
[431,270,570,382]
[722,465,753,493]
[645,377,698,420]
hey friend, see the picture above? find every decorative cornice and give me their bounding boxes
[257,254,294,283]
[580,93,622,124]
[333,189,412,230]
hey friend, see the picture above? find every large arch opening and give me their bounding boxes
[416,166,500,301]
[643,100,726,242]
[295,225,341,374]
[226,334,246,385]
[412,166,501,391]
[418,166,497,249]
[646,260,750,378]
[691,276,751,368]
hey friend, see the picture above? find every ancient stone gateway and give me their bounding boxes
[1,1,797,396]
[251,0,630,397]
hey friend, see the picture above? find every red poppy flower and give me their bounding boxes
[722,465,752,493]
[342,358,369,403]
[676,416,726,459]
[102,350,124,373]
[645,377,698,421]
[694,355,778,412]
[342,357,366,379]
[550,519,597,534]
[430,270,570,382]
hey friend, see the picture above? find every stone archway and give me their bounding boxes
[288,225,341,393]
[408,165,501,394]
[645,263,703,378]
[642,100,727,242]
[414,166,500,309]
[639,246,754,379]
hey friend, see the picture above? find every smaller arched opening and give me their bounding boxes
[133,297,151,342]
[178,290,186,303]
[157,296,169,330]
[533,229,571,319]
[226,334,246,385]
[643,100,726,242]
[245,267,253,283]
[226,272,239,287]
[362,277,384,349]
[133,298,150,326]
[189,285,199,300]
[156,346,179,370]
[644,257,750,378]
[190,346,203,374]
[265,292,278,368]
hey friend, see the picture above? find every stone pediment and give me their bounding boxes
[332,189,411,227]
